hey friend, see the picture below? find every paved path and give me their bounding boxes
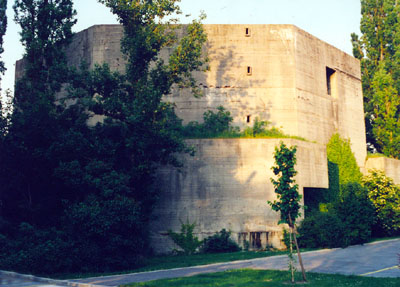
[71,239,400,286]
[0,276,63,287]
[2,239,399,286]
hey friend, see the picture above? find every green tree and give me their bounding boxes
[268,142,306,283]
[370,63,400,156]
[351,0,400,157]
[0,0,6,78]
[0,0,208,273]
[0,0,77,226]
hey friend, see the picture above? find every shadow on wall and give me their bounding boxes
[150,139,299,253]
[165,41,273,129]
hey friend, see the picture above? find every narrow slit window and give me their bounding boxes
[245,27,251,37]
[247,66,252,75]
[326,67,336,96]
[247,115,251,123]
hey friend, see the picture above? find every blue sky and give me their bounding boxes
[1,0,361,92]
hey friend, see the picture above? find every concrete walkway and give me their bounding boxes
[2,239,399,287]
[70,238,400,286]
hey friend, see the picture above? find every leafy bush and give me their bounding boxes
[297,211,345,248]
[182,106,236,138]
[335,182,375,245]
[168,221,203,255]
[0,195,149,275]
[182,108,296,139]
[298,183,375,248]
[0,223,73,275]
[203,106,234,134]
[362,170,400,236]
[201,229,241,253]
[242,117,286,138]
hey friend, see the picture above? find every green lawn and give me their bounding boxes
[55,250,292,279]
[123,269,400,287]
[135,250,290,272]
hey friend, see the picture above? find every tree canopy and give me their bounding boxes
[0,0,7,78]
[351,0,400,158]
[0,0,208,274]
[268,142,301,226]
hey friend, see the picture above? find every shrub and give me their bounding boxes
[297,211,345,248]
[335,182,375,246]
[168,221,203,255]
[201,229,241,253]
[181,106,237,138]
[203,106,233,134]
[298,183,375,248]
[0,223,74,275]
[362,170,400,236]
[182,108,291,139]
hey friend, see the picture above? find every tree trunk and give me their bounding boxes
[289,228,295,283]
[289,213,307,282]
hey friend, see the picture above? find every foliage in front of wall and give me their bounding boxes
[297,211,344,248]
[181,108,304,140]
[333,182,375,245]
[327,133,362,185]
[298,182,375,248]
[303,161,339,215]
[362,170,400,236]
[0,0,209,275]
[268,142,307,282]
[201,229,241,253]
[168,221,203,255]
[181,106,237,138]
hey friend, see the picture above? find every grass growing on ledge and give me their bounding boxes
[181,107,307,141]
[367,152,386,158]
[183,127,307,141]
[123,269,400,287]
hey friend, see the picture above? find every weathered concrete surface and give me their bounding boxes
[366,156,400,184]
[16,24,365,165]
[151,138,328,252]
[166,25,366,167]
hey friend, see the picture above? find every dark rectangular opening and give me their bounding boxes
[247,66,252,75]
[326,67,335,95]
[250,232,262,249]
[245,27,250,36]
[246,115,251,123]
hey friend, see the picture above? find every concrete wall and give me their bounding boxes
[16,24,366,165]
[293,27,366,167]
[365,157,400,184]
[151,138,328,252]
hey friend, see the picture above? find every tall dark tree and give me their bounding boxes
[0,0,7,78]
[0,0,207,274]
[0,0,77,225]
[352,0,400,157]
